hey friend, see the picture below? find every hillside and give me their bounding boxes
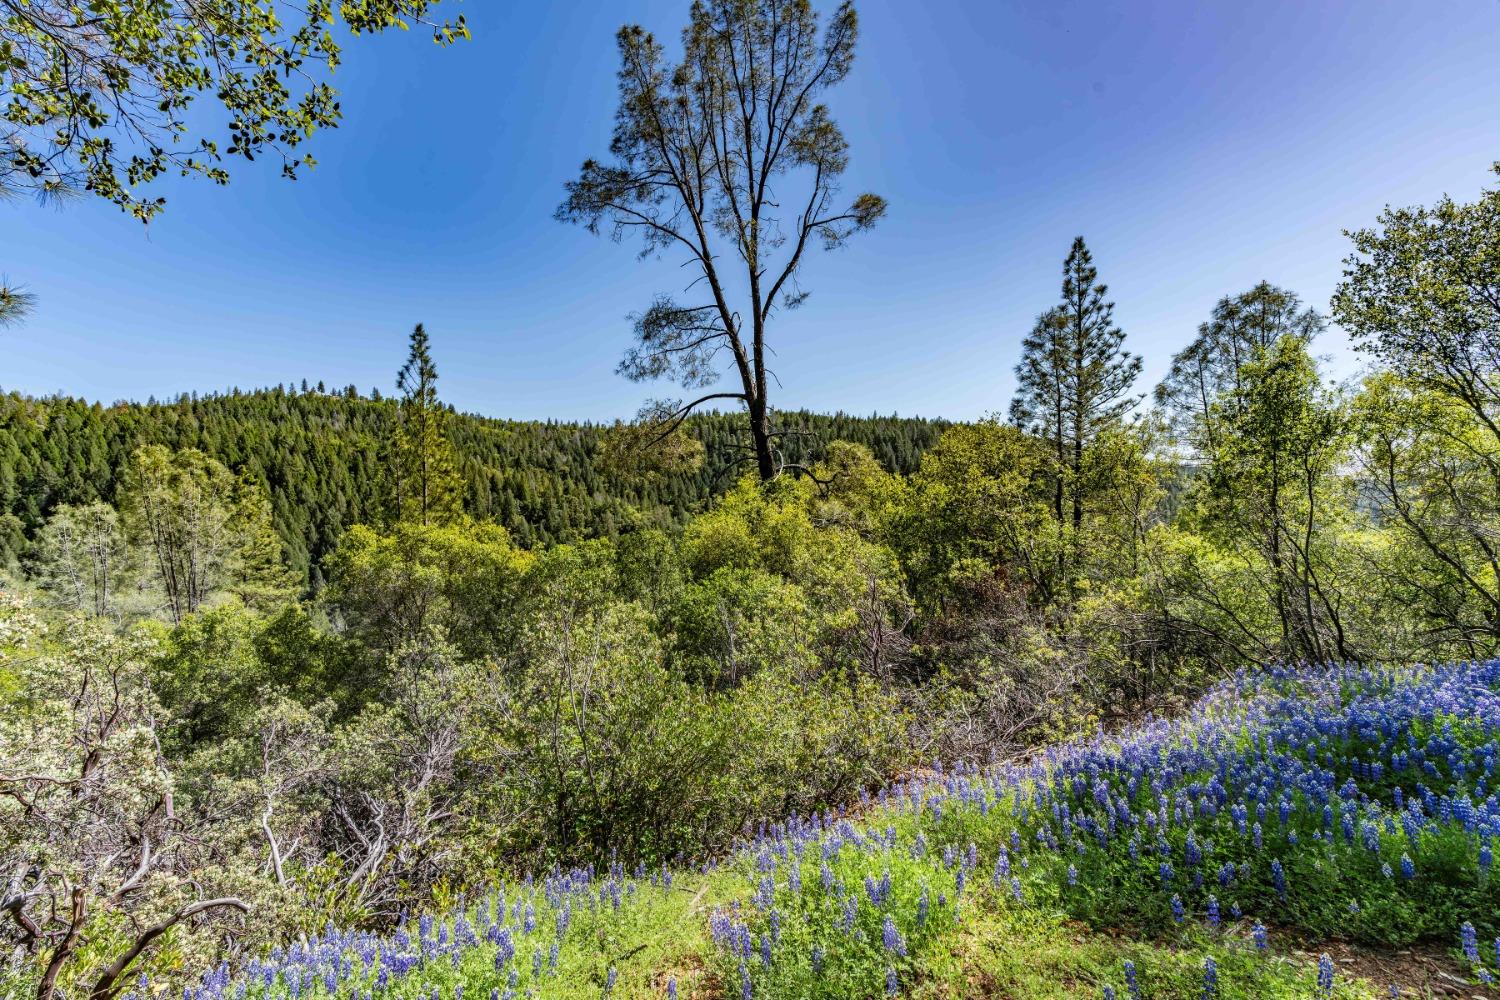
[0,389,946,583]
[157,657,1500,999]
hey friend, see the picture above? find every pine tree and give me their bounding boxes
[1011,237,1142,596]
[391,324,464,526]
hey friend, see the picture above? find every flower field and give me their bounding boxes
[169,660,1500,999]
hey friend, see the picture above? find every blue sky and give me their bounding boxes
[5,1,1499,422]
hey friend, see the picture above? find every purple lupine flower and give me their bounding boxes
[1462,921,1480,965]
[885,968,899,996]
[1202,956,1217,998]
[1252,922,1267,951]
[1123,959,1139,1000]
[1316,953,1334,997]
[882,915,907,957]
[1170,894,1184,923]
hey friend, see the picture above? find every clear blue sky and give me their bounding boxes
[5,1,1499,421]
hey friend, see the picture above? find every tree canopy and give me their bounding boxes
[1,0,467,220]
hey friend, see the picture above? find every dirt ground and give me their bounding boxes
[1296,939,1499,999]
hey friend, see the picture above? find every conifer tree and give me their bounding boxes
[391,324,464,526]
[1011,237,1141,596]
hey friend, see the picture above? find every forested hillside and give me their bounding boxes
[0,389,945,583]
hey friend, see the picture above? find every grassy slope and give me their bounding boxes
[182,660,1500,1000]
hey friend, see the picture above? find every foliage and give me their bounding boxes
[66,655,1500,1000]
[0,0,467,219]
[26,501,132,617]
[1333,163,1500,446]
[1351,372,1500,651]
[1185,336,1357,662]
[0,388,946,585]
[0,602,255,1000]
[323,519,531,663]
[118,445,293,622]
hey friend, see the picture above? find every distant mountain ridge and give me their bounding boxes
[0,387,948,585]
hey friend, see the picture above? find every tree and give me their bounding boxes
[557,0,887,481]
[29,501,131,617]
[390,325,463,526]
[1010,237,1141,595]
[1,0,467,221]
[323,520,531,662]
[1333,165,1500,454]
[0,604,251,1000]
[1191,336,1354,662]
[1157,281,1325,453]
[118,446,289,623]
[1330,169,1500,658]
[1352,372,1500,654]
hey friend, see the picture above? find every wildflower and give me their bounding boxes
[885,967,899,997]
[1206,895,1219,927]
[1170,894,1184,923]
[882,915,907,957]
[1202,956,1217,998]
[1461,921,1480,965]
[1400,854,1415,880]
[1123,959,1140,1000]
[1316,953,1334,997]
[1252,922,1267,951]
[1271,859,1287,900]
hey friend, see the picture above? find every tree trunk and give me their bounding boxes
[749,396,775,482]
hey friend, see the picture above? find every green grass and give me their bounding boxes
[420,869,1379,999]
